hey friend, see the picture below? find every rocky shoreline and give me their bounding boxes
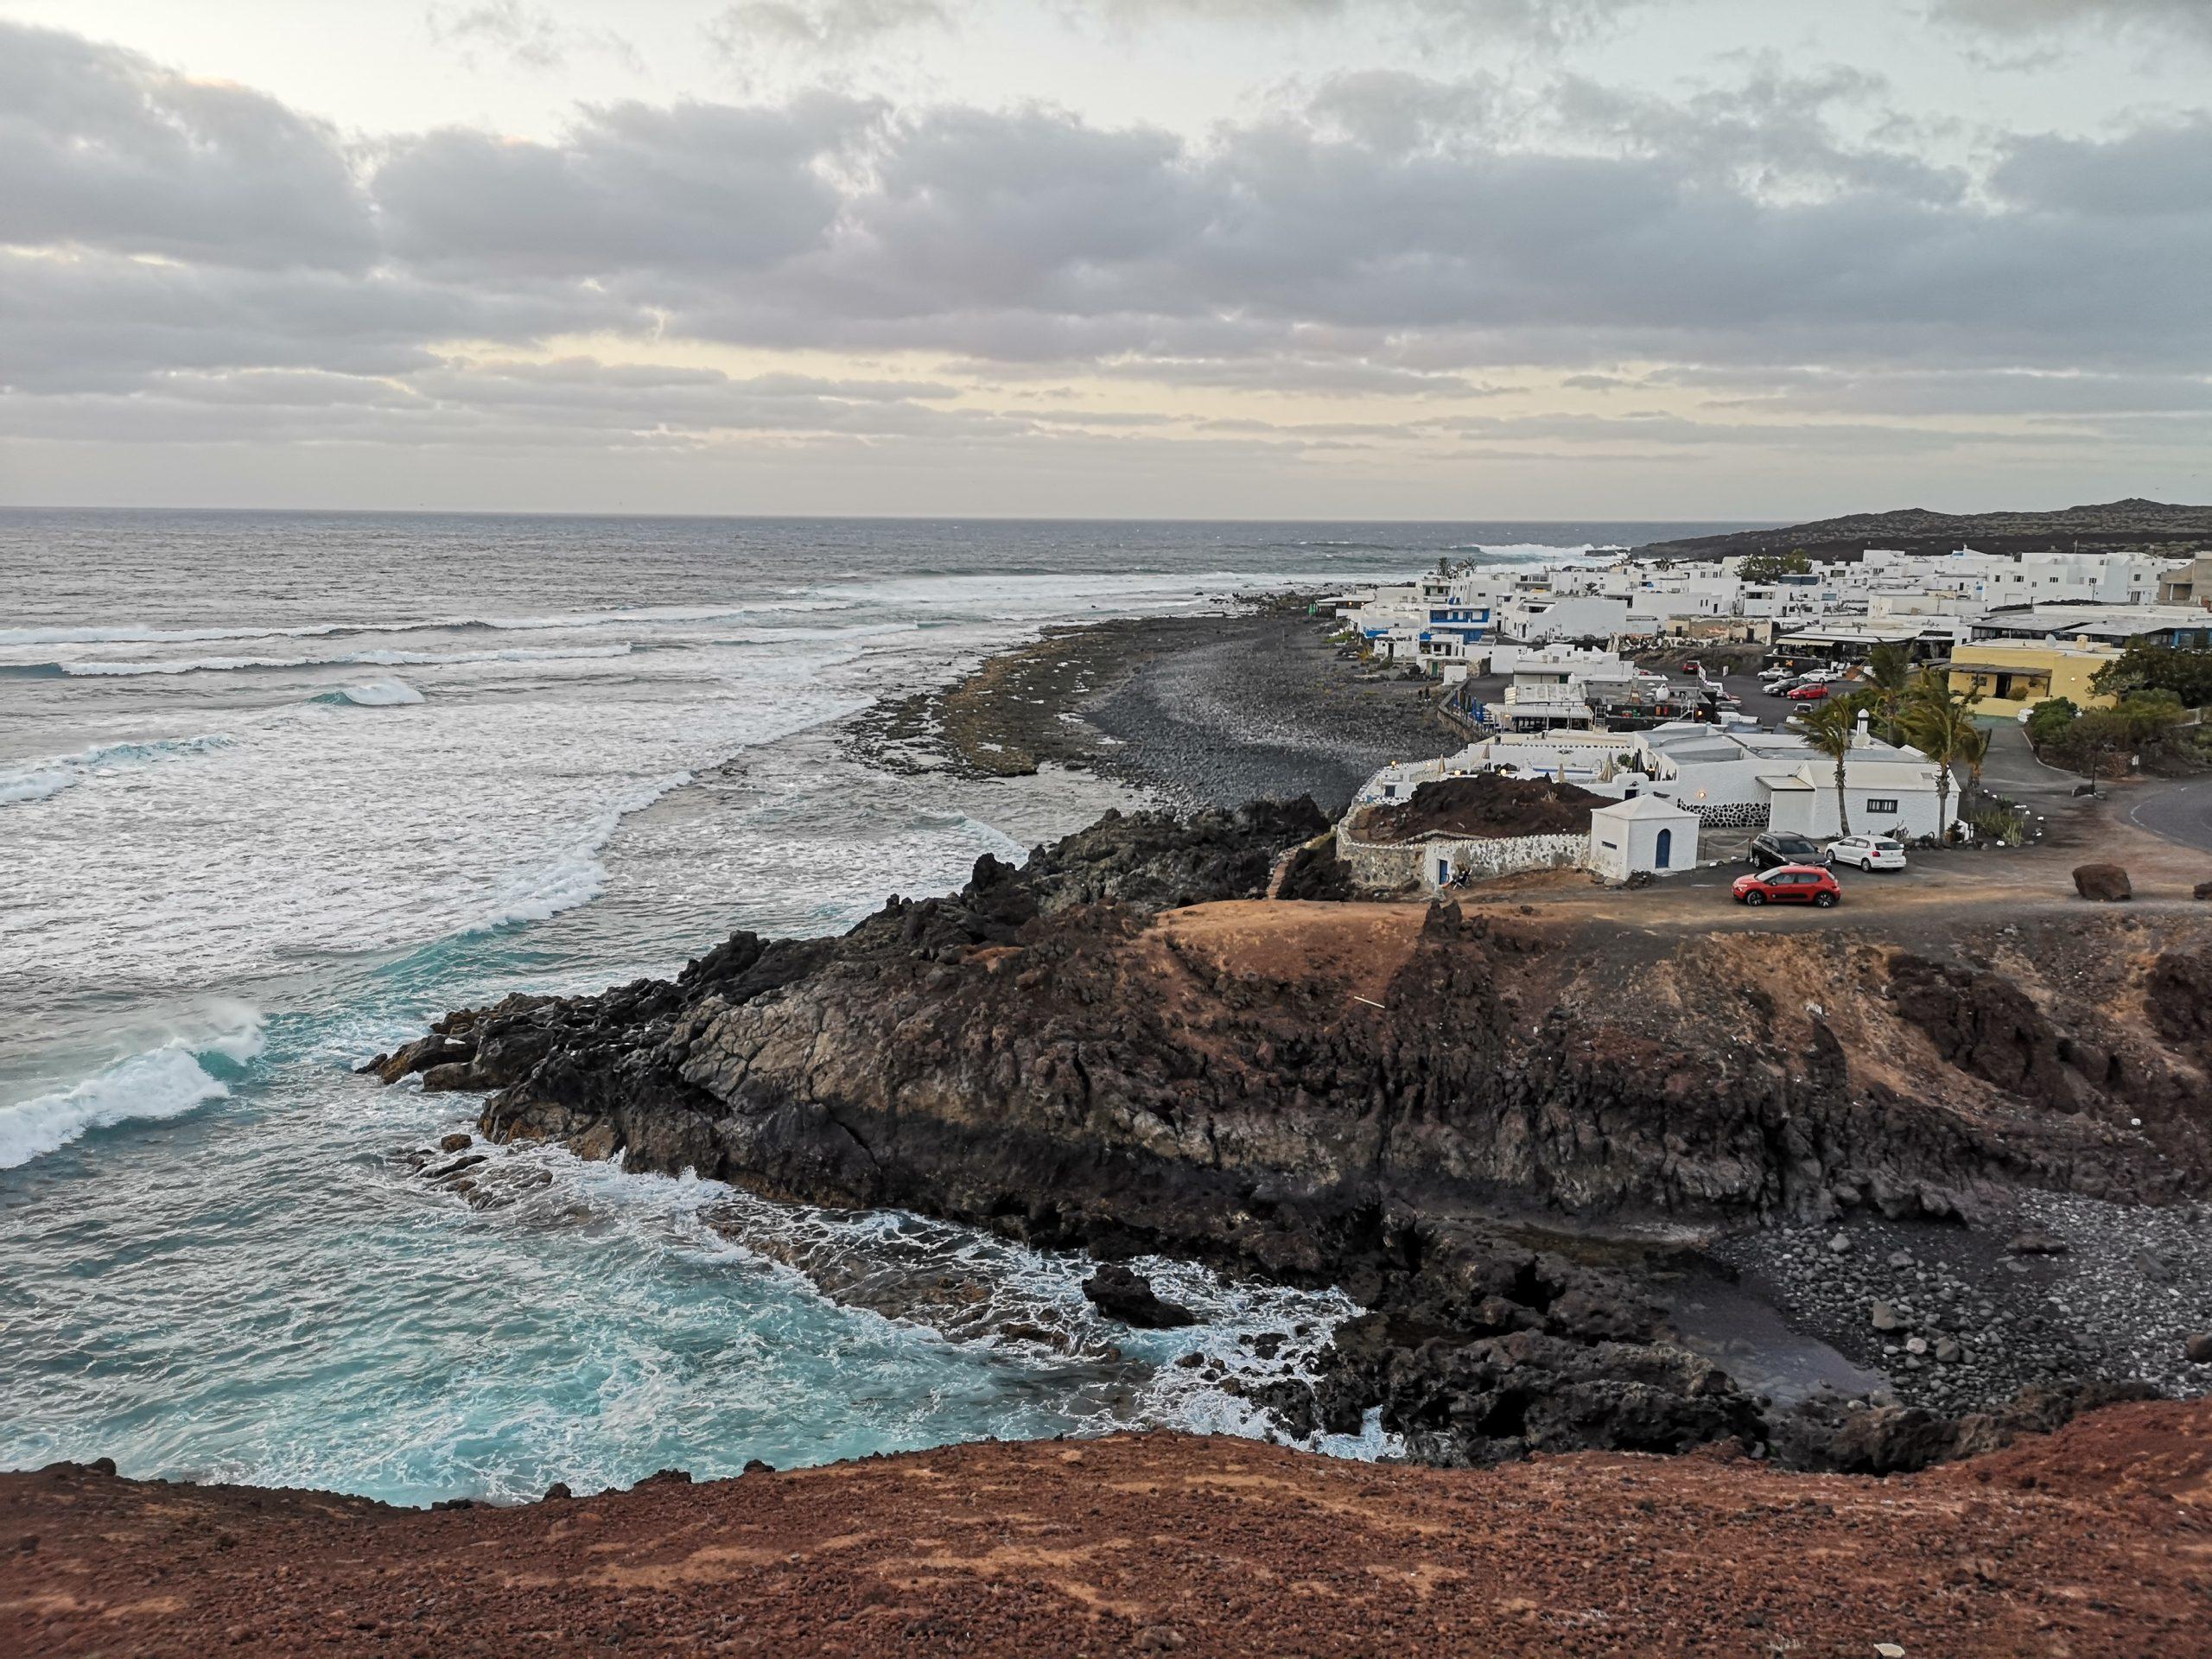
[365,789,2212,1476]
[846,598,1462,812]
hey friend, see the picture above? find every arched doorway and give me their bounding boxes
[1655,827,1673,869]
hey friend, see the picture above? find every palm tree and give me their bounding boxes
[1958,721,1991,800]
[1795,693,1867,839]
[1864,643,1912,743]
[1900,671,1980,841]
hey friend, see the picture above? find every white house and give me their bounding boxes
[1620,721,1958,837]
[1588,795,1701,881]
[1764,757,1957,841]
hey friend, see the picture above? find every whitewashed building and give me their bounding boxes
[1588,795,1702,881]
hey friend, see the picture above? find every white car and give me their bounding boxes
[1826,834,1907,871]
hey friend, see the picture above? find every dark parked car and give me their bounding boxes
[1747,830,1823,868]
[1732,864,1841,907]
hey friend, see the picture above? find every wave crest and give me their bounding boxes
[0,734,234,808]
[315,677,427,708]
[0,1020,264,1170]
[48,644,636,677]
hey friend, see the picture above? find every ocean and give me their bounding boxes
[0,509,1744,1503]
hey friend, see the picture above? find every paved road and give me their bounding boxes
[1975,718,2085,806]
[2124,772,2212,854]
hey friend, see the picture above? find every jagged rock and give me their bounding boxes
[1891,957,2077,1112]
[2072,864,2132,902]
[1871,1302,1904,1332]
[438,1133,473,1154]
[1777,1381,2157,1475]
[369,801,2212,1470]
[1081,1266,1196,1330]
[1270,837,1356,902]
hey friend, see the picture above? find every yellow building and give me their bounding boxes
[1947,639,2121,717]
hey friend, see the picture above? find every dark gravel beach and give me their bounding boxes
[849,601,1465,812]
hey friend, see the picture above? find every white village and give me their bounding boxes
[1327,543,2212,893]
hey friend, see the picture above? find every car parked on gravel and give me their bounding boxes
[1731,864,1841,907]
[1746,830,1824,868]
[1826,834,1907,871]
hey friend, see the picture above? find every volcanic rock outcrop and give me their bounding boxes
[372,801,2212,1467]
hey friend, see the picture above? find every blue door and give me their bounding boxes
[1655,828,1673,869]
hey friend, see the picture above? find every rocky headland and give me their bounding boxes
[367,798,2212,1474]
[1635,497,2212,564]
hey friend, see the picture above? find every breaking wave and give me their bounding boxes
[0,600,855,651]
[314,678,426,708]
[45,643,637,677]
[0,734,234,807]
[474,771,693,931]
[0,1020,265,1170]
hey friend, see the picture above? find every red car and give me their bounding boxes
[1783,683,1830,702]
[1732,863,1841,907]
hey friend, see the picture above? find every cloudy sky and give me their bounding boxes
[2,0,2208,518]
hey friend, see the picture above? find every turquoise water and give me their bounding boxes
[0,512,1732,1503]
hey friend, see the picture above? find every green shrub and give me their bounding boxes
[1967,803,2027,847]
[2024,697,2078,747]
[2089,644,2212,709]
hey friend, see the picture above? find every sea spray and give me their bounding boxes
[0,1020,264,1170]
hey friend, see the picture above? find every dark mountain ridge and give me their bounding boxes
[1637,499,2212,564]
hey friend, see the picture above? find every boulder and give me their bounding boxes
[1081,1265,1197,1329]
[2195,880,2212,902]
[2186,1334,2212,1364]
[2072,863,2132,902]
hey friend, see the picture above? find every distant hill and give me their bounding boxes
[1635,499,2212,563]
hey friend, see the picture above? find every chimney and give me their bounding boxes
[1854,709,1871,747]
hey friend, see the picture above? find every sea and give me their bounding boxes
[0,510,1745,1504]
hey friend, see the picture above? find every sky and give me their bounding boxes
[1,0,2209,519]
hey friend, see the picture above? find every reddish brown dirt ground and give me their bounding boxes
[7,1402,2210,1658]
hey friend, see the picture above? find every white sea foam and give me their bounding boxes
[321,678,426,707]
[469,1141,1402,1464]
[56,643,636,677]
[0,1020,264,1170]
[1448,541,1613,562]
[0,600,856,651]
[475,771,694,931]
[0,734,234,808]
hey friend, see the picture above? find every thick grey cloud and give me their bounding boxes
[1931,0,2212,46]
[374,95,872,276]
[5,16,2210,482]
[1993,120,2212,217]
[0,23,373,270]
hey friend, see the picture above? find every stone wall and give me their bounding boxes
[1693,798,1770,830]
[1335,820,1591,893]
